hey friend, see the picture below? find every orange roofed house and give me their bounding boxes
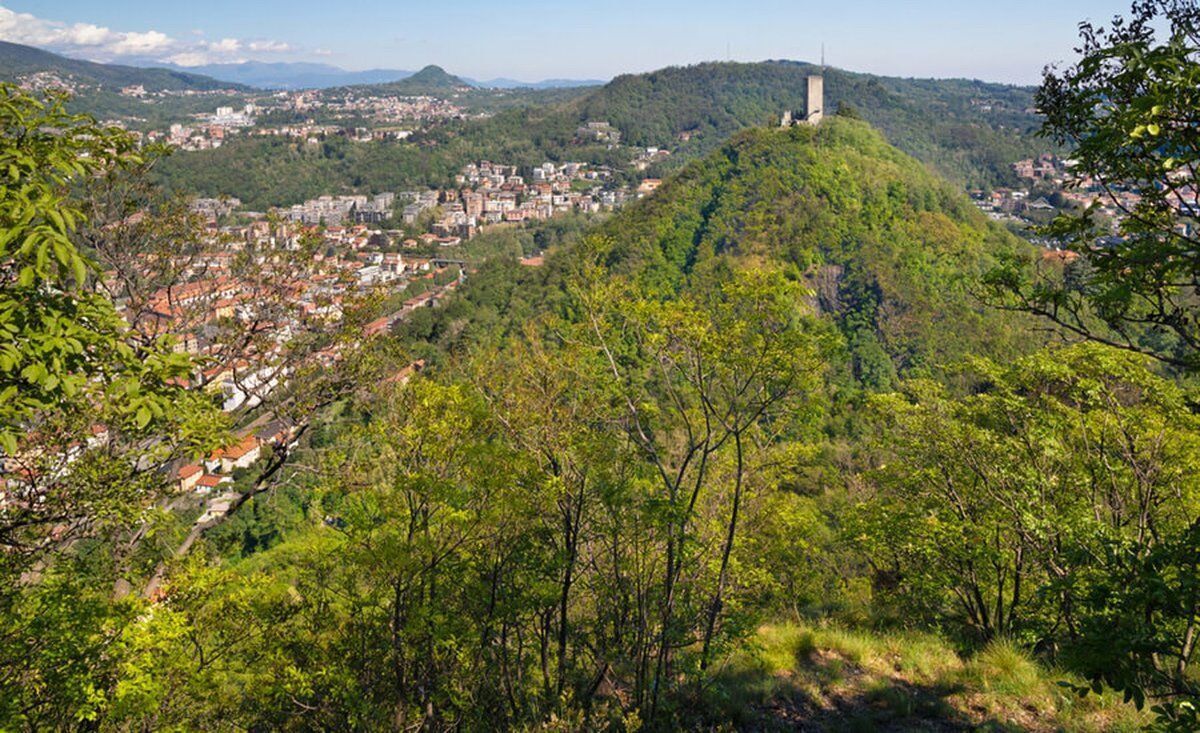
[194,473,229,494]
[176,463,203,493]
[205,434,262,474]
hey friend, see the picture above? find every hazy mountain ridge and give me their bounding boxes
[466,77,607,89]
[0,41,604,92]
[0,40,247,91]
[145,60,415,90]
[146,57,605,91]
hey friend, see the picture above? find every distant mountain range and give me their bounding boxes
[0,38,606,91]
[468,77,607,90]
[148,60,416,90]
[144,58,604,91]
[0,40,246,92]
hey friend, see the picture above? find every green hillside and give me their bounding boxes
[7,3,1199,728]
[330,63,470,96]
[399,64,467,89]
[610,117,1036,382]
[0,80,1159,731]
[0,40,246,91]
[573,60,1044,188]
[0,41,252,130]
[155,61,1048,207]
[427,116,1038,389]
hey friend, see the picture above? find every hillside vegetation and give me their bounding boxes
[596,118,1034,384]
[420,117,1037,390]
[155,60,1048,207]
[153,122,625,209]
[4,16,1193,721]
[578,61,1044,187]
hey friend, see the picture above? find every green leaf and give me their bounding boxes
[71,253,86,285]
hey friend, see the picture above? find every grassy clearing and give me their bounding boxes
[696,623,1147,731]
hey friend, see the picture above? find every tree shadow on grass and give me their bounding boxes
[693,648,1036,732]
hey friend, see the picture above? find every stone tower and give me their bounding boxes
[806,74,824,125]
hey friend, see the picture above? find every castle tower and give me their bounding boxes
[806,74,824,125]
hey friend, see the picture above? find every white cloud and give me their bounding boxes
[0,5,295,65]
[249,40,291,53]
[111,30,173,55]
[62,23,113,47]
[206,38,242,54]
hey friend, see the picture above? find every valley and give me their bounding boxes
[0,3,1197,730]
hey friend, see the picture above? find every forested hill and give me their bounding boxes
[591,116,1036,384]
[572,60,1044,188]
[421,116,1039,390]
[329,64,471,95]
[0,40,246,92]
[152,60,1047,206]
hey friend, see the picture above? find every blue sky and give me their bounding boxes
[2,1,1132,83]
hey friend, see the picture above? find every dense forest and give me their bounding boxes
[576,61,1045,186]
[5,2,1200,730]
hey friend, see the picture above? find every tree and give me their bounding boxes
[0,84,225,567]
[470,328,623,708]
[985,1,1200,369]
[568,240,831,716]
[0,84,226,727]
[853,343,1200,722]
[135,215,408,599]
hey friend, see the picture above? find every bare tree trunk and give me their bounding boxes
[555,484,584,699]
[701,430,745,671]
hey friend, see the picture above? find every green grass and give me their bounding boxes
[960,639,1049,703]
[697,623,1149,731]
